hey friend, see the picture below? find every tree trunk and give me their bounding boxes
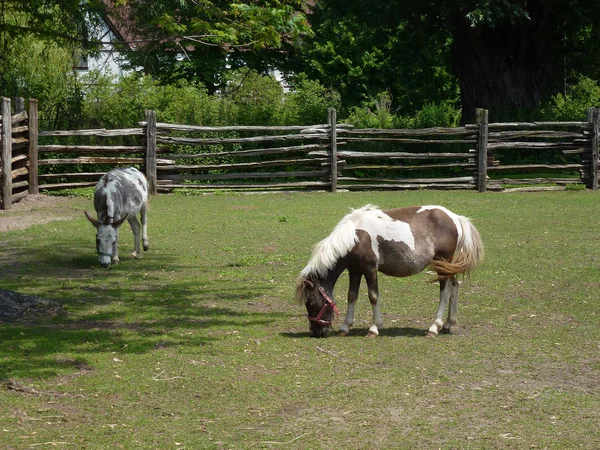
[451,8,561,124]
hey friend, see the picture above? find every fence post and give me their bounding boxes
[591,108,599,191]
[476,108,489,192]
[144,109,157,195]
[29,99,39,194]
[1,97,12,209]
[14,97,24,114]
[328,107,337,193]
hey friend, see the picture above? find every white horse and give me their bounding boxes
[296,204,484,338]
[85,167,149,268]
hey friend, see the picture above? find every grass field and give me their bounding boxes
[1,189,599,449]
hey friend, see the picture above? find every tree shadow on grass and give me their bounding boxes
[0,238,292,381]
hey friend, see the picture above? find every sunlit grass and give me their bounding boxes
[1,190,599,448]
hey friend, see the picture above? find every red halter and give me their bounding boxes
[308,286,340,325]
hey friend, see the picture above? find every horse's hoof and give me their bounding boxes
[338,330,349,337]
[440,327,451,335]
[425,331,438,338]
[366,331,378,338]
[143,243,149,251]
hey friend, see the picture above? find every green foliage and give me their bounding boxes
[283,74,341,125]
[345,94,461,129]
[0,31,83,129]
[413,101,462,128]
[75,69,340,129]
[121,0,312,89]
[541,75,600,121]
[222,69,284,126]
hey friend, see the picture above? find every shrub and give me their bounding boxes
[283,74,341,125]
[541,75,600,121]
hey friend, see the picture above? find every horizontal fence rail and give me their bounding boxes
[1,99,599,209]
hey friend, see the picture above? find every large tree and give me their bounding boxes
[290,0,600,123]
[107,0,312,91]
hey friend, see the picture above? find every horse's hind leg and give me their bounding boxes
[427,278,453,337]
[365,271,383,337]
[141,202,149,251]
[128,215,142,258]
[441,277,459,334]
[339,271,361,336]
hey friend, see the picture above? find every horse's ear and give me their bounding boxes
[303,279,314,289]
[112,214,128,228]
[84,211,99,228]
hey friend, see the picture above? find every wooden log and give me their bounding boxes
[11,153,28,164]
[562,148,588,154]
[39,128,144,137]
[488,130,583,139]
[156,181,329,189]
[162,144,324,160]
[337,182,479,191]
[310,150,474,159]
[39,181,99,190]
[28,99,39,195]
[476,108,489,192]
[488,164,583,171]
[1,97,12,209]
[466,121,589,129]
[591,108,599,190]
[338,137,476,144]
[157,158,326,172]
[12,180,29,190]
[10,111,27,125]
[343,162,476,171]
[11,189,29,202]
[11,125,28,134]
[337,126,475,137]
[488,141,583,150]
[38,172,105,180]
[328,107,337,193]
[145,110,158,195]
[340,176,475,184]
[489,178,581,185]
[501,186,567,192]
[156,133,328,146]
[151,122,331,133]
[159,169,329,182]
[38,145,145,153]
[11,166,28,179]
[38,157,145,165]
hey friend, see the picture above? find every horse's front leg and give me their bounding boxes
[112,234,120,265]
[427,277,454,337]
[339,272,361,336]
[128,215,142,258]
[441,277,459,334]
[364,271,383,337]
[141,203,149,251]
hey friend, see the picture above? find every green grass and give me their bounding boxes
[1,190,599,449]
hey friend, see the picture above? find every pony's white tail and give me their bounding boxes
[430,215,484,279]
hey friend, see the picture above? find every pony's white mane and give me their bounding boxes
[299,204,379,279]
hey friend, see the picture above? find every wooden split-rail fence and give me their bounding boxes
[1,97,599,209]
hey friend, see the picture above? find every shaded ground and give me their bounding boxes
[0,289,64,323]
[0,194,82,232]
[1,195,79,321]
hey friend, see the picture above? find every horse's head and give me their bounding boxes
[296,278,339,338]
[85,212,128,268]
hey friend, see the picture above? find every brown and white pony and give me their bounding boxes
[295,204,484,338]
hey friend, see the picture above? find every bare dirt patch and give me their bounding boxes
[0,194,83,232]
